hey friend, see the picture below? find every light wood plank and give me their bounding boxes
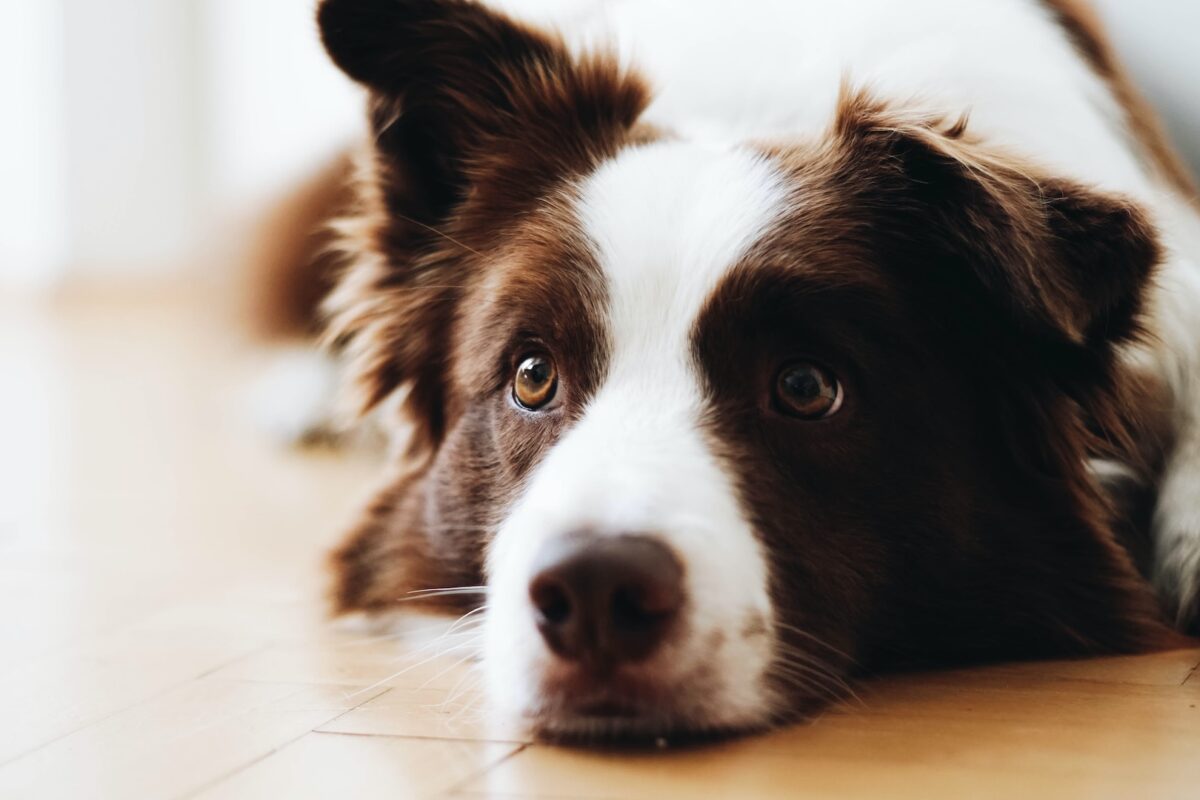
[198,732,521,800]
[318,685,531,744]
[0,681,388,798]
[3,289,1200,800]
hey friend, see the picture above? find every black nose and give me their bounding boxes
[529,534,684,672]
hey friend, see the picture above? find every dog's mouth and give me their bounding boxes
[482,529,798,744]
[529,703,759,747]
[520,666,772,745]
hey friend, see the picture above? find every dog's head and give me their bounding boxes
[318,0,1175,739]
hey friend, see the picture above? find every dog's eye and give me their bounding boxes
[513,354,558,410]
[774,362,842,419]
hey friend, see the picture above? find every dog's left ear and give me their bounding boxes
[318,0,648,223]
[835,93,1161,351]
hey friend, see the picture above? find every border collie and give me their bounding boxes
[269,0,1200,740]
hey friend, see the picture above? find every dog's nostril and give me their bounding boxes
[611,586,645,628]
[611,583,670,629]
[531,579,572,625]
[528,533,685,670]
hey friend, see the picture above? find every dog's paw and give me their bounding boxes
[246,346,344,447]
[1152,467,1200,631]
[1153,532,1200,632]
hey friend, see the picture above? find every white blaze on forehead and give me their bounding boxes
[483,140,791,729]
[583,140,790,380]
[554,139,790,529]
[558,138,788,535]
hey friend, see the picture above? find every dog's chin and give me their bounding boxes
[520,673,776,746]
[529,707,769,747]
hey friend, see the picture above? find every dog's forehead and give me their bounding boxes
[575,140,789,366]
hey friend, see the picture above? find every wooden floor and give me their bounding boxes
[3,289,1200,800]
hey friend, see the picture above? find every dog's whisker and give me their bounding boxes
[444,605,489,636]
[439,668,485,713]
[771,621,857,665]
[773,648,857,693]
[769,654,864,707]
[417,638,484,692]
[772,662,855,699]
[772,642,846,674]
[771,642,854,677]
[385,606,487,664]
[386,637,479,685]
[769,666,855,706]
[401,585,489,599]
[348,623,484,699]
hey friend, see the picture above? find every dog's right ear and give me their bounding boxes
[318,0,648,223]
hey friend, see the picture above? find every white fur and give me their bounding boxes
[484,142,789,730]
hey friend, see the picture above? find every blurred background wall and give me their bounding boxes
[1,0,1197,291]
[0,0,360,291]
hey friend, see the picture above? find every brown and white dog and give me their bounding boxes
[260,0,1200,740]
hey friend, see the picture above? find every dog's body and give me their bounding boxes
[274,0,1200,739]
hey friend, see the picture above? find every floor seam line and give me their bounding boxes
[0,643,269,770]
[311,729,531,745]
[174,688,391,800]
[441,743,530,797]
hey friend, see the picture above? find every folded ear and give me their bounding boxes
[835,93,1161,351]
[318,0,648,222]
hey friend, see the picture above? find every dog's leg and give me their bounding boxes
[1147,245,1200,631]
[247,345,344,446]
[1155,424,1200,630]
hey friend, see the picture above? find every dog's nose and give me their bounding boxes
[529,534,684,671]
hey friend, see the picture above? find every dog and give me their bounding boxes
[259,0,1200,740]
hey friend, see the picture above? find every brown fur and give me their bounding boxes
[329,200,616,614]
[704,94,1183,697]
[242,152,358,340]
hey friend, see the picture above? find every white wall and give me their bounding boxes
[202,0,362,214]
[0,0,68,287]
[1093,0,1200,177]
[0,1,1196,290]
[60,0,205,278]
[0,0,206,286]
[0,0,360,289]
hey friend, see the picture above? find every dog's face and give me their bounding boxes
[319,0,1174,739]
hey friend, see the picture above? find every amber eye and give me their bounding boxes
[774,362,842,419]
[513,354,558,410]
